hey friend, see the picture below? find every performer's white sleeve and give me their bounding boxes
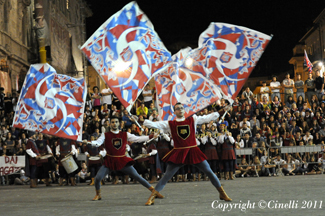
[126,144,131,152]
[149,149,158,156]
[127,132,150,143]
[143,119,170,133]
[196,138,201,146]
[201,136,207,144]
[26,149,37,158]
[162,133,170,141]
[90,133,105,147]
[193,112,220,126]
[239,140,245,148]
[171,139,174,147]
[84,151,89,156]
[99,149,106,157]
[218,134,225,143]
[56,145,60,155]
[211,138,217,146]
[72,145,78,157]
[46,145,53,154]
[226,136,235,144]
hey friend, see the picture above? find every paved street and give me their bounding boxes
[0,175,324,216]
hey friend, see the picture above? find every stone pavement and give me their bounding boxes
[0,175,324,216]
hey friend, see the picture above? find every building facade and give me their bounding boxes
[0,0,91,96]
[290,8,325,81]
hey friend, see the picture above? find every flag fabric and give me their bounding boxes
[156,23,272,120]
[12,63,87,141]
[81,1,171,111]
[155,48,223,120]
[304,49,313,73]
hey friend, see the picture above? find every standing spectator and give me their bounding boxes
[142,85,153,108]
[91,86,102,114]
[270,75,281,101]
[101,85,113,110]
[305,72,315,106]
[282,73,294,103]
[241,87,254,104]
[295,74,305,101]
[260,81,270,101]
[314,69,324,101]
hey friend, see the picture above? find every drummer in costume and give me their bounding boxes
[35,133,53,186]
[87,116,164,201]
[25,132,40,188]
[84,134,105,186]
[201,131,219,179]
[219,131,237,180]
[156,133,171,178]
[56,138,79,186]
[144,102,232,206]
[146,136,159,183]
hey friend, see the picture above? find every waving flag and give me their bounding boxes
[12,64,87,141]
[155,48,223,120]
[304,49,313,73]
[156,23,271,120]
[81,1,171,111]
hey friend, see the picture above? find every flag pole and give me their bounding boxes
[128,110,144,131]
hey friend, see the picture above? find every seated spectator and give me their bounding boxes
[77,162,91,183]
[147,103,157,117]
[260,151,276,176]
[241,87,254,104]
[303,131,313,144]
[240,123,252,137]
[239,117,250,129]
[238,158,252,177]
[243,132,253,148]
[260,96,270,111]
[136,102,148,118]
[282,154,296,176]
[148,109,161,121]
[306,156,322,175]
[273,154,286,175]
[253,133,264,145]
[235,134,244,149]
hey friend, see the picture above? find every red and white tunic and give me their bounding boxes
[91,131,154,170]
[144,112,220,164]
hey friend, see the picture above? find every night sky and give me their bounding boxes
[84,0,325,78]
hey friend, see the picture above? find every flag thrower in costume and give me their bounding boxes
[80,1,171,113]
[12,63,87,141]
[155,23,272,120]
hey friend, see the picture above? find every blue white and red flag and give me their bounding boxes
[156,23,271,120]
[12,64,87,141]
[81,1,171,111]
[304,49,313,73]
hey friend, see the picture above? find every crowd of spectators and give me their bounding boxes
[1,70,325,185]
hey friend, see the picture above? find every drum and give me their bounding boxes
[89,156,101,161]
[61,155,78,174]
[39,154,53,160]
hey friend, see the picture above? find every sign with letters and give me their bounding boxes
[0,156,25,176]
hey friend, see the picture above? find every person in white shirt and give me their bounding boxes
[101,86,113,110]
[270,75,281,101]
[260,81,270,101]
[282,154,295,176]
[142,85,153,108]
[273,154,286,175]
